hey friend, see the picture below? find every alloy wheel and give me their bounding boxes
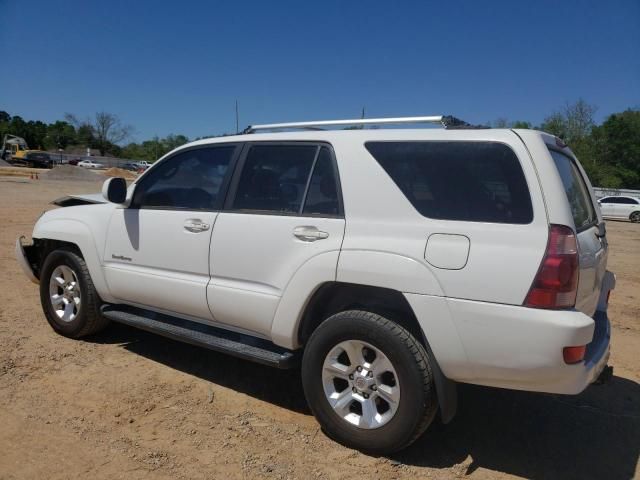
[321,340,400,429]
[48,265,81,322]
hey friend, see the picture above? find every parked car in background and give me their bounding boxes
[68,159,81,166]
[135,161,151,170]
[121,162,140,171]
[78,160,104,169]
[598,196,640,222]
[22,151,53,169]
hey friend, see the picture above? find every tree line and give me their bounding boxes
[490,100,640,190]
[0,110,189,162]
[1,101,638,188]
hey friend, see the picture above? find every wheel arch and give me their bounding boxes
[296,281,458,423]
[32,219,116,303]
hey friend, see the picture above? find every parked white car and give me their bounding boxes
[77,160,104,169]
[16,115,615,454]
[597,195,640,222]
[135,161,151,170]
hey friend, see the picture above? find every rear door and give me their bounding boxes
[207,143,345,338]
[548,148,606,316]
[617,197,640,220]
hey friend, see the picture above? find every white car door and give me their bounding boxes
[208,143,345,338]
[617,197,640,220]
[104,145,240,320]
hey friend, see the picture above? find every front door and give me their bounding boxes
[103,144,240,320]
[207,143,345,337]
[598,197,617,218]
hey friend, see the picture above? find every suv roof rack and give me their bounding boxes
[243,115,487,133]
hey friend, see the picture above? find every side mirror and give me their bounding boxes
[102,177,127,204]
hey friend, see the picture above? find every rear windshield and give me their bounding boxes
[548,149,596,231]
[365,141,533,223]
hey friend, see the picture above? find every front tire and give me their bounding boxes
[301,310,437,454]
[40,249,109,338]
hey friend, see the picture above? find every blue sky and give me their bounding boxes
[1,0,638,142]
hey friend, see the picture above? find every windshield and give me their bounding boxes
[549,149,597,231]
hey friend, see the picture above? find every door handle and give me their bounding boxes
[293,226,329,242]
[184,219,210,233]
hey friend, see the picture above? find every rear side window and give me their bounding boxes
[231,145,317,213]
[549,150,597,231]
[365,141,533,223]
[302,147,340,216]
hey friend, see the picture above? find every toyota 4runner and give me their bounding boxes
[16,115,615,454]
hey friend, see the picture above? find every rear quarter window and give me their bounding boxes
[548,150,597,231]
[365,141,533,224]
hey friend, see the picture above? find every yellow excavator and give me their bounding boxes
[1,134,53,168]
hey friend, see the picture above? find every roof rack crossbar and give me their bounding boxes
[243,115,476,133]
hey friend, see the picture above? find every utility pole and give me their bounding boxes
[235,100,239,134]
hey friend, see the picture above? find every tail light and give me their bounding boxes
[525,225,579,309]
[563,345,586,364]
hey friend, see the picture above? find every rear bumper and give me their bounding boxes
[15,236,39,284]
[407,271,615,395]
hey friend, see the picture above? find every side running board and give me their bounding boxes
[101,305,298,369]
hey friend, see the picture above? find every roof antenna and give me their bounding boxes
[235,100,239,134]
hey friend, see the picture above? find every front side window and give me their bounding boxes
[133,146,236,210]
[365,141,533,223]
[231,145,318,213]
[549,150,597,231]
[599,197,616,204]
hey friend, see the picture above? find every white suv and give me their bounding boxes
[16,116,615,454]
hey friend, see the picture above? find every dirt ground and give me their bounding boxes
[0,175,638,480]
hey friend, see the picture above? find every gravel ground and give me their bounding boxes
[44,164,104,181]
[0,177,638,480]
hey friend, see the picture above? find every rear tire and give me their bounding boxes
[40,249,109,338]
[630,211,640,223]
[301,310,437,454]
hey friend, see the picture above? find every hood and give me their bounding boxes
[52,193,106,207]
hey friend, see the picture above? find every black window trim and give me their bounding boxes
[222,141,345,218]
[547,146,599,233]
[364,139,534,225]
[129,143,242,212]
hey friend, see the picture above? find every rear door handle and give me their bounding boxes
[184,218,210,233]
[293,226,329,242]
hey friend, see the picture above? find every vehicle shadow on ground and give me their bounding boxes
[91,323,310,413]
[394,378,640,479]
[91,323,639,479]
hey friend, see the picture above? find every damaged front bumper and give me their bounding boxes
[15,236,39,284]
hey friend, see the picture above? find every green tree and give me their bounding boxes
[65,112,133,155]
[46,121,77,149]
[590,109,640,189]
